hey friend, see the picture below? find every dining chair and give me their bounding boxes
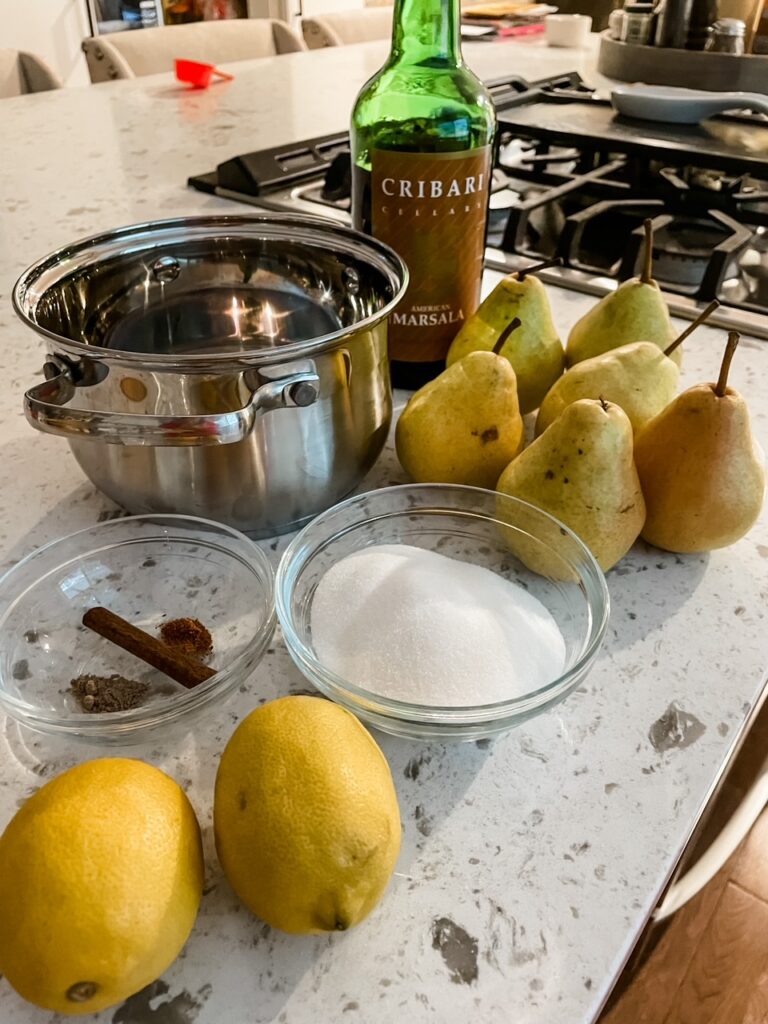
[0,50,62,99]
[82,18,305,82]
[544,0,620,31]
[301,8,393,49]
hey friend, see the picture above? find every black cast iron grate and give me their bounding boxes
[188,72,768,317]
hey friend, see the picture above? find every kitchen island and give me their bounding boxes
[0,37,767,1024]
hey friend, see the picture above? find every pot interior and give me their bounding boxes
[97,279,341,356]
[16,217,406,358]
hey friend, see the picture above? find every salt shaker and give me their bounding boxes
[705,17,747,52]
[608,7,625,38]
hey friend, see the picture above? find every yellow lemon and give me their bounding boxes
[214,695,401,934]
[0,758,204,1015]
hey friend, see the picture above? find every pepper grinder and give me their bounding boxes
[687,0,719,47]
[654,0,694,46]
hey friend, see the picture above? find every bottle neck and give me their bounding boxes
[389,0,462,65]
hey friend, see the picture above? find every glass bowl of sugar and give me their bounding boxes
[276,484,609,741]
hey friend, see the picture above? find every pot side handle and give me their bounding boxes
[24,361,320,447]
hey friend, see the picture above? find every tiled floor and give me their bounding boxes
[600,701,768,1024]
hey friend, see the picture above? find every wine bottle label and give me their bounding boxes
[371,147,491,363]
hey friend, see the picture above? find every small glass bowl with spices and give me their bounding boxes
[0,515,275,744]
[276,484,609,742]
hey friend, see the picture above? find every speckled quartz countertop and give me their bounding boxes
[0,37,767,1024]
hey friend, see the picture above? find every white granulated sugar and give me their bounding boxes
[310,544,566,707]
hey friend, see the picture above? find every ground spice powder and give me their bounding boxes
[70,673,149,713]
[159,617,213,658]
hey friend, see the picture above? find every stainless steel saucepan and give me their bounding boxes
[14,214,407,537]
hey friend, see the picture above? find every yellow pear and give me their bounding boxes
[635,332,766,553]
[537,342,677,436]
[496,399,646,572]
[566,221,677,367]
[396,343,524,488]
[536,302,719,435]
[446,261,564,413]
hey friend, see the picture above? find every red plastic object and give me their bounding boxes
[175,59,235,89]
[497,22,545,36]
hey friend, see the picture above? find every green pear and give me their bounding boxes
[446,268,564,414]
[635,332,766,553]
[396,350,524,488]
[496,399,646,572]
[536,342,678,436]
[566,280,676,367]
[538,301,719,435]
[566,221,677,367]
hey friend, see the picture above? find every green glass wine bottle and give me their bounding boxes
[350,0,496,390]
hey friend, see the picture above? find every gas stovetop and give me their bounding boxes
[190,72,768,340]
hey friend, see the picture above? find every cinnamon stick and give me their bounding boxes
[82,607,216,689]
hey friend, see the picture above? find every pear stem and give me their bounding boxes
[641,219,654,285]
[516,257,563,282]
[715,332,739,397]
[664,300,720,356]
[493,317,522,355]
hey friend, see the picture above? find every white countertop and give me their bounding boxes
[0,36,767,1024]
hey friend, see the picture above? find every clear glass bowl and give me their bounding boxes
[0,515,275,744]
[276,485,610,741]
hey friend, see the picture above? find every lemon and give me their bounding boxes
[0,758,204,1015]
[214,695,401,934]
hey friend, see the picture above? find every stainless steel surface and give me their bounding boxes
[24,360,320,445]
[14,214,408,537]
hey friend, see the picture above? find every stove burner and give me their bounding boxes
[188,70,768,333]
[490,139,761,308]
[651,218,734,288]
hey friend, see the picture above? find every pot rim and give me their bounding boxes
[12,213,409,370]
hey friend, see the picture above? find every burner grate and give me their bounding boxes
[187,71,768,335]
